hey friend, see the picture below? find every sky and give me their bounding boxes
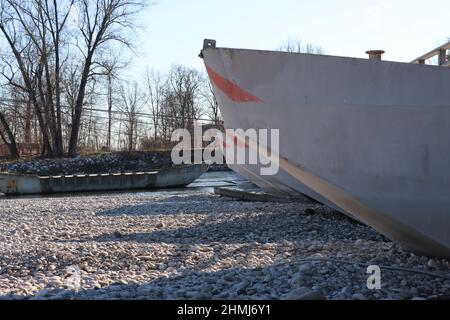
[127,0,450,78]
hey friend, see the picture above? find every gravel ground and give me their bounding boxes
[0,188,449,300]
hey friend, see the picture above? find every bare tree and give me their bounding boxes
[166,65,204,132]
[0,86,33,144]
[117,81,145,151]
[0,0,147,157]
[67,0,147,156]
[201,78,222,125]
[278,38,324,54]
[0,108,20,159]
[0,0,66,156]
[99,52,129,150]
[144,68,164,145]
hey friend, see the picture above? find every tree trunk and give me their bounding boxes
[24,100,32,143]
[0,112,20,159]
[107,74,113,150]
[68,53,93,157]
[53,0,64,157]
[128,121,134,151]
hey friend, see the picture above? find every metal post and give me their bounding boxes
[438,49,446,66]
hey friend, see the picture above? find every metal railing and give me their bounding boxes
[411,41,450,67]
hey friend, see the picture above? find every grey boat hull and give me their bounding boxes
[0,164,208,195]
[202,45,450,259]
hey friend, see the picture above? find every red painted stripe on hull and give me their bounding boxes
[205,64,262,103]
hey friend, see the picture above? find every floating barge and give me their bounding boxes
[0,164,208,195]
[201,39,450,259]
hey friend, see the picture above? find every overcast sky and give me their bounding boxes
[127,0,450,78]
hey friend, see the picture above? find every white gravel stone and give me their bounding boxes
[0,183,449,300]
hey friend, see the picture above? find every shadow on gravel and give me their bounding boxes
[21,263,320,300]
[96,194,262,216]
[14,243,384,300]
[13,246,441,301]
[91,210,385,245]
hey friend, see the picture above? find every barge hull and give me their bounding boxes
[202,45,450,259]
